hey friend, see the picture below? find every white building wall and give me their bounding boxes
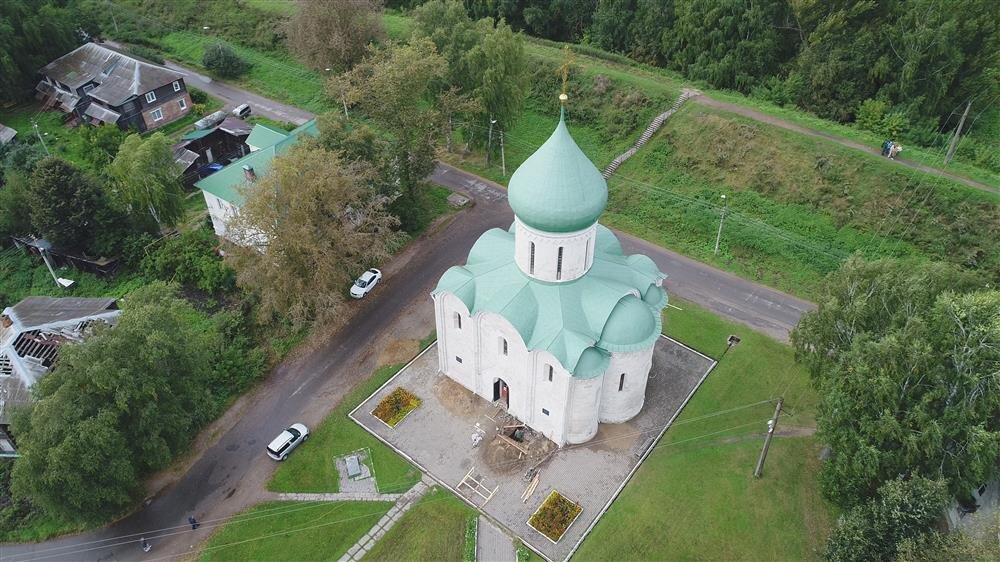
[599,346,655,423]
[513,219,596,283]
[565,375,603,444]
[434,292,477,392]
[202,192,239,238]
[528,350,572,446]
[476,312,531,418]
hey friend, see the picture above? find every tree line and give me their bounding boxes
[454,1,998,138]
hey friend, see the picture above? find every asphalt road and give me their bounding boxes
[1,56,813,561]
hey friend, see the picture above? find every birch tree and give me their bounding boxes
[225,143,402,328]
[108,133,184,229]
[792,257,999,507]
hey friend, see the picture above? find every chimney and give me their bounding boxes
[242,164,256,182]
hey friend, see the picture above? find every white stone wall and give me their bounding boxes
[599,347,655,423]
[513,219,596,283]
[529,350,572,446]
[476,312,532,419]
[565,375,603,444]
[433,292,477,391]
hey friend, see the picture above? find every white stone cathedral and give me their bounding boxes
[432,108,668,447]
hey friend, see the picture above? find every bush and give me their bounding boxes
[202,43,249,78]
[189,88,209,104]
[127,45,164,65]
[140,227,235,293]
[825,477,950,562]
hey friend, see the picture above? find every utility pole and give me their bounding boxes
[754,397,784,478]
[109,1,119,33]
[944,99,971,165]
[500,130,506,176]
[32,120,50,155]
[713,194,727,256]
[486,117,496,166]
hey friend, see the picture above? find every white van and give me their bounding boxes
[232,103,252,118]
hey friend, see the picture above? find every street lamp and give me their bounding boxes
[34,240,74,289]
[714,194,727,256]
[487,118,497,166]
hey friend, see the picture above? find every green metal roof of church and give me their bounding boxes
[432,225,668,378]
[195,120,319,205]
[507,109,608,233]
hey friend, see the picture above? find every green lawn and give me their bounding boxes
[152,31,330,113]
[267,363,421,495]
[572,298,833,560]
[363,488,474,562]
[197,500,391,562]
[0,105,97,171]
[707,89,1000,190]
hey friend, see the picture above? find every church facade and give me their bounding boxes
[432,109,669,447]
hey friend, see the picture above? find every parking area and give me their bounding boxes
[350,337,716,561]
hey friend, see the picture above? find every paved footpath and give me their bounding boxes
[337,478,433,562]
[476,516,516,562]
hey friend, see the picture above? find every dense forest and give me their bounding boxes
[392,0,1000,168]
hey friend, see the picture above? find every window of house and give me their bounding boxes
[547,365,553,382]
[455,356,463,364]
[556,247,564,280]
[145,91,156,103]
[501,338,508,356]
[173,81,181,92]
[151,108,163,121]
[454,312,462,330]
[541,408,549,416]
[618,373,626,391]
[529,242,535,274]
[178,98,187,110]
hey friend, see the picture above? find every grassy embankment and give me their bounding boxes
[197,500,392,562]
[574,297,834,561]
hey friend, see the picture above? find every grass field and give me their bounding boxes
[197,500,391,562]
[573,297,833,560]
[0,105,96,171]
[267,363,422,494]
[364,488,474,562]
[152,31,330,113]
[601,104,999,297]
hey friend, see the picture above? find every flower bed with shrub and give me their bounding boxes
[527,490,583,543]
[371,387,421,428]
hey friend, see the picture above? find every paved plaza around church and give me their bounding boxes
[351,337,716,561]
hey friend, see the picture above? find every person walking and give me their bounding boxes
[188,516,200,530]
[889,142,903,159]
[140,537,152,552]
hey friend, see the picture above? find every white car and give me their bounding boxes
[350,268,382,298]
[266,423,309,461]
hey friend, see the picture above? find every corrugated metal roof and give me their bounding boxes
[5,296,118,330]
[245,123,288,150]
[195,120,318,205]
[83,103,121,124]
[40,43,182,106]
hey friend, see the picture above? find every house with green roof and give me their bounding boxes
[194,119,318,241]
[432,108,668,447]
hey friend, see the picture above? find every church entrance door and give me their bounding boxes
[492,378,509,409]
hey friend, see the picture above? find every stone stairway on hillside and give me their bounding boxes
[602,88,700,179]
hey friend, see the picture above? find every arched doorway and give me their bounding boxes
[492,378,509,409]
